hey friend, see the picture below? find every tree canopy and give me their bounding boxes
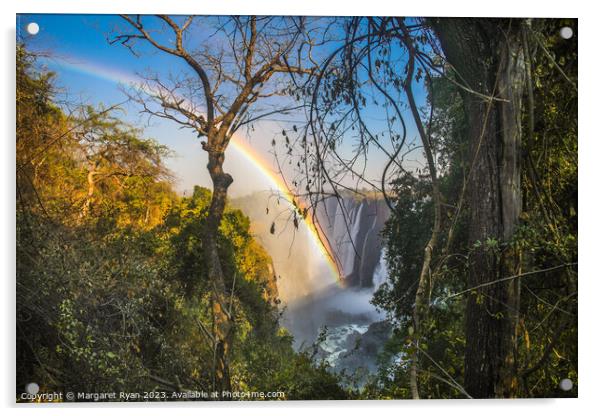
[16,15,577,401]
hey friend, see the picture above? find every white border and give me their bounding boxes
[12,0,579,18]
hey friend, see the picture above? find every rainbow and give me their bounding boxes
[44,55,343,283]
[230,136,342,282]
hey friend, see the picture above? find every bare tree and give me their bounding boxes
[295,16,532,398]
[110,15,317,392]
[283,17,443,398]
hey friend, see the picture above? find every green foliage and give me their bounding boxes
[16,46,348,401]
[510,18,578,397]
[369,70,471,399]
[372,171,434,319]
[372,19,577,399]
[16,16,578,399]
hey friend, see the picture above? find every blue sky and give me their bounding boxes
[18,13,285,195]
[17,14,425,197]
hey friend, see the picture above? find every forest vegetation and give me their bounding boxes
[16,46,347,400]
[16,16,577,400]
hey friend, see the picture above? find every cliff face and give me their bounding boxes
[230,191,319,304]
[316,196,390,288]
[231,192,391,301]
[232,191,392,369]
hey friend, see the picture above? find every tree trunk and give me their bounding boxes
[400,34,443,399]
[203,140,234,394]
[81,168,97,218]
[431,18,525,398]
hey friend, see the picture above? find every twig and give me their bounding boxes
[442,263,577,301]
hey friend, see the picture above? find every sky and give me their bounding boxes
[17,14,425,198]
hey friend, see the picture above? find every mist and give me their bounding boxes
[231,191,389,351]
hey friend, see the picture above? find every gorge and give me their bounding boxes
[232,191,392,378]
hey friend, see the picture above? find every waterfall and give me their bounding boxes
[317,196,390,287]
[371,249,388,292]
[342,201,364,276]
[231,191,392,360]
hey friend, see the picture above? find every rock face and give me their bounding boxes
[316,195,390,287]
[231,191,322,303]
[231,191,391,301]
[317,320,392,382]
[285,284,381,350]
[285,285,391,381]
[232,191,392,377]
